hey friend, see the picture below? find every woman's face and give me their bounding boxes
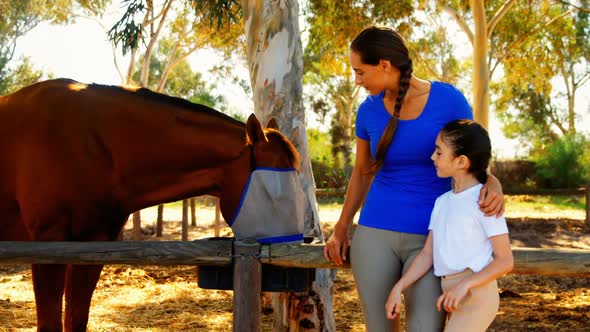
[349,51,399,96]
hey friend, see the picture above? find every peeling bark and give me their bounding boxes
[240,1,335,330]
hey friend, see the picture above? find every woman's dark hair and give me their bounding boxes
[440,120,492,184]
[351,26,413,173]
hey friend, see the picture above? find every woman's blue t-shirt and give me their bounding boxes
[355,81,473,235]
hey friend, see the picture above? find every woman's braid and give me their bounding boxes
[372,62,413,173]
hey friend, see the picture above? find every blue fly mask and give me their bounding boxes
[229,168,305,244]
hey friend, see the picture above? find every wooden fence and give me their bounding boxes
[317,185,590,226]
[1,240,588,274]
[1,240,589,331]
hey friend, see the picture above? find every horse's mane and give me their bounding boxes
[86,81,299,168]
[265,129,300,170]
[88,82,244,127]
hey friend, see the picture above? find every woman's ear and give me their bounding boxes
[379,59,392,71]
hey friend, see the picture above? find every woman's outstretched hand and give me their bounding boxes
[323,222,350,266]
[386,284,403,320]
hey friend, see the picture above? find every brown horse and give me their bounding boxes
[0,78,302,332]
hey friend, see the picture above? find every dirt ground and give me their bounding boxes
[0,205,589,331]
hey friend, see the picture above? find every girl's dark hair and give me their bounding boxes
[351,26,413,173]
[440,120,492,184]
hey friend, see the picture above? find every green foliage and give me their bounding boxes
[109,0,242,55]
[307,128,351,188]
[0,0,107,94]
[535,134,590,188]
[133,40,226,110]
[307,128,333,163]
[493,84,557,151]
[492,1,588,146]
[0,57,45,95]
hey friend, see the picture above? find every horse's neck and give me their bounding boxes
[103,99,246,212]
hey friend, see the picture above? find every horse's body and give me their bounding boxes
[0,78,300,332]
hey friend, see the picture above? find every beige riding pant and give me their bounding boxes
[440,269,499,332]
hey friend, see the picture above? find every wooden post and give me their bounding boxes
[156,204,164,237]
[133,211,141,240]
[585,184,589,229]
[190,197,197,227]
[182,199,189,241]
[215,197,221,237]
[233,240,262,332]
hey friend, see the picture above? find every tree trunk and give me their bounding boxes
[240,1,335,330]
[139,0,174,87]
[471,0,489,129]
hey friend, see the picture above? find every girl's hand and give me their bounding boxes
[479,176,505,217]
[436,281,470,312]
[385,284,403,320]
[323,223,350,266]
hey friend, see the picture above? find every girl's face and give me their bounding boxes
[349,51,398,96]
[431,133,461,178]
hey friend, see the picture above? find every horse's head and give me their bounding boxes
[224,114,305,243]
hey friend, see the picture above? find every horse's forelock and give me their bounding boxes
[265,129,300,170]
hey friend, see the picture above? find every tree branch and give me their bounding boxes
[439,2,473,45]
[555,0,590,12]
[574,71,590,88]
[140,0,174,86]
[488,0,517,38]
[549,104,568,135]
[405,43,445,81]
[490,9,573,78]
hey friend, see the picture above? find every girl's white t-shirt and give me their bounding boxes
[428,183,509,277]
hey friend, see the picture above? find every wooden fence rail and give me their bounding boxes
[1,240,588,331]
[317,185,590,226]
[1,241,589,277]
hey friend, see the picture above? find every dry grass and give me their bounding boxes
[1,204,589,331]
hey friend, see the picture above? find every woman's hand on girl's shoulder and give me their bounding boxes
[479,175,505,217]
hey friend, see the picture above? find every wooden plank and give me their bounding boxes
[261,243,343,269]
[0,241,232,266]
[315,187,587,197]
[512,247,590,277]
[505,188,586,196]
[0,241,588,276]
[261,244,590,276]
[233,241,261,332]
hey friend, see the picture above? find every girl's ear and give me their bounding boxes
[456,155,470,170]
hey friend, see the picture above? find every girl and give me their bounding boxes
[385,119,514,331]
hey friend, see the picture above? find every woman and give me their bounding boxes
[323,26,505,331]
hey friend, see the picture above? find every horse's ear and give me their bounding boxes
[266,118,279,130]
[246,114,267,143]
